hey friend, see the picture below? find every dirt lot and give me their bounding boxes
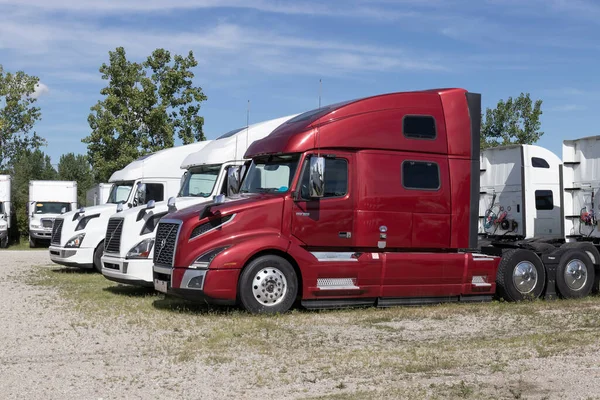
[2,251,600,399]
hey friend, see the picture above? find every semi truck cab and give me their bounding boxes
[153,89,501,314]
[0,175,11,248]
[49,142,210,271]
[100,114,297,287]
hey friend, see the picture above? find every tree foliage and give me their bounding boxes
[0,65,45,171]
[11,150,57,236]
[481,93,543,149]
[57,153,94,206]
[83,47,208,182]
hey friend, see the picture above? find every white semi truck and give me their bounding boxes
[49,142,210,271]
[479,144,562,240]
[0,175,11,248]
[101,115,297,287]
[86,183,113,206]
[28,180,78,248]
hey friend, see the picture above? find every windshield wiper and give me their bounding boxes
[255,188,278,193]
[190,192,211,197]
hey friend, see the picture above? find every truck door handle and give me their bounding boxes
[338,232,352,239]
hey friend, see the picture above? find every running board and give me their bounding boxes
[302,295,492,310]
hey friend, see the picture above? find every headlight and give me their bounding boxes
[30,223,41,229]
[126,238,154,259]
[65,233,86,248]
[190,246,229,269]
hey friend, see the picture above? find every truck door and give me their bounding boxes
[291,153,354,248]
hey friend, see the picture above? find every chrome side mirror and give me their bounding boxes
[309,156,325,198]
[167,196,176,212]
[226,166,241,197]
[214,194,225,204]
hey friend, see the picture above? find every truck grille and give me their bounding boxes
[153,222,180,267]
[104,218,124,253]
[51,219,63,245]
[41,218,54,228]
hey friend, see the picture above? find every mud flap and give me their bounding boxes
[541,253,558,300]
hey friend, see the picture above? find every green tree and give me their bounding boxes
[10,149,57,237]
[83,47,207,182]
[481,93,543,149]
[57,153,94,206]
[0,65,45,170]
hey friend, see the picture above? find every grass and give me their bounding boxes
[2,238,48,251]
[23,265,600,399]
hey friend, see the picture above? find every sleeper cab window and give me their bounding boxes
[402,161,440,190]
[535,190,554,210]
[531,157,550,168]
[300,158,348,199]
[403,115,436,140]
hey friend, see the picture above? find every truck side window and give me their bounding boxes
[145,183,165,202]
[531,157,550,168]
[300,158,348,199]
[402,161,440,190]
[535,190,554,210]
[403,115,436,139]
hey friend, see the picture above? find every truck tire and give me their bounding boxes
[555,249,595,299]
[496,249,545,301]
[238,255,298,314]
[0,237,7,248]
[559,242,600,294]
[93,242,104,273]
[29,236,36,248]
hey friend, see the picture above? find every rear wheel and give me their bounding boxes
[496,249,545,301]
[93,242,104,273]
[238,255,298,314]
[29,236,36,248]
[556,249,594,299]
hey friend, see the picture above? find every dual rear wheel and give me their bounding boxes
[496,247,595,301]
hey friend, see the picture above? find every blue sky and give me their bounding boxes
[1,0,598,167]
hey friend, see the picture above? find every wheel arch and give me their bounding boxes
[242,248,303,300]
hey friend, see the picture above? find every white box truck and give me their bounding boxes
[28,180,78,247]
[479,144,562,241]
[100,115,297,286]
[49,141,211,271]
[86,183,113,206]
[0,175,11,248]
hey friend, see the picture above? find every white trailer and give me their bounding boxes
[49,141,211,271]
[479,144,562,240]
[100,114,298,287]
[86,183,113,206]
[28,180,78,247]
[0,175,11,248]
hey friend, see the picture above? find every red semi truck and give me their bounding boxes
[152,88,503,313]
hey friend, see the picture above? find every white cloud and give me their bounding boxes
[31,82,49,99]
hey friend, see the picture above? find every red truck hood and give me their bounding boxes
[166,193,282,222]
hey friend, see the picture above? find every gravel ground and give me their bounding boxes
[2,250,600,400]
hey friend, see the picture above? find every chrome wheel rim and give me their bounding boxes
[564,259,587,291]
[513,261,538,294]
[252,267,287,306]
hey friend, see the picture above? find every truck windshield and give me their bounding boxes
[240,154,300,194]
[34,202,71,214]
[0,201,4,215]
[107,181,134,204]
[179,164,221,197]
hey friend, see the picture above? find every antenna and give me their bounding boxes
[317,79,322,157]
[246,100,250,154]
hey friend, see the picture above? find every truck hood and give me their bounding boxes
[108,196,213,257]
[54,203,120,247]
[166,193,268,222]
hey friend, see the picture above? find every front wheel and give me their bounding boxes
[0,236,7,248]
[29,236,36,248]
[238,255,298,314]
[496,249,546,301]
[93,242,104,273]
